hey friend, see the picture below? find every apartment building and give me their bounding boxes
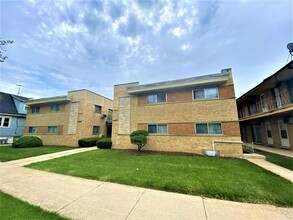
[237,61,293,150]
[112,69,243,157]
[24,89,113,146]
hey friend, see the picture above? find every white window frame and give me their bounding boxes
[195,122,223,135]
[147,93,167,104]
[0,116,11,128]
[148,124,168,134]
[192,87,219,100]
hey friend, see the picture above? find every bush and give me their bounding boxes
[130,130,149,137]
[130,130,149,151]
[78,137,100,147]
[12,136,43,148]
[96,138,112,149]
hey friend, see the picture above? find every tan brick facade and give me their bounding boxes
[112,70,243,157]
[24,90,113,146]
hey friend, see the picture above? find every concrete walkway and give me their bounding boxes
[0,148,292,220]
[244,143,293,158]
[1,163,292,220]
[246,158,293,183]
[3,146,97,167]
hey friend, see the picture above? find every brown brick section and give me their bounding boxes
[219,85,235,99]
[137,85,234,106]
[24,126,63,135]
[138,95,147,106]
[167,89,192,102]
[222,122,240,136]
[168,123,194,135]
[138,124,147,130]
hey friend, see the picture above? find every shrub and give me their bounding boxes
[130,130,149,137]
[12,136,43,148]
[130,130,149,151]
[96,138,112,149]
[78,137,100,147]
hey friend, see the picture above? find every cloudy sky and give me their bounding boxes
[1,0,292,99]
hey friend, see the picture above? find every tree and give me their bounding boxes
[0,38,13,62]
[130,130,149,151]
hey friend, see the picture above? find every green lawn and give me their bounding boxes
[0,191,68,220]
[0,145,73,162]
[255,150,293,171]
[27,150,293,207]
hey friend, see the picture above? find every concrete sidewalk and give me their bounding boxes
[3,146,97,167]
[244,143,293,158]
[246,158,293,183]
[0,162,292,220]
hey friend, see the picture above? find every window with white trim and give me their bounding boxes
[29,127,37,133]
[0,117,11,128]
[147,93,166,104]
[193,88,219,100]
[48,126,58,134]
[195,123,222,134]
[148,124,168,134]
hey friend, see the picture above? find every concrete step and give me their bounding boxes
[243,153,266,160]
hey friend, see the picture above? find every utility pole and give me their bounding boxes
[16,84,23,95]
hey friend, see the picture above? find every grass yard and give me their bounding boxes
[0,191,68,220]
[27,150,293,207]
[0,145,73,162]
[255,150,293,171]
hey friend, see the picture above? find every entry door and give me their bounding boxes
[265,122,273,145]
[252,124,262,143]
[260,94,267,112]
[274,88,282,108]
[278,120,290,148]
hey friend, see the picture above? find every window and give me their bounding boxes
[0,117,11,127]
[48,126,58,134]
[147,93,166,104]
[51,104,60,112]
[95,105,102,114]
[195,123,222,134]
[32,106,40,113]
[93,126,100,134]
[148,124,168,134]
[193,88,218,100]
[29,127,37,133]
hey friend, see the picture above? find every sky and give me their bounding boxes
[1,0,292,100]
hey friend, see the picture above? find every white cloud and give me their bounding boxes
[171,27,186,37]
[180,44,190,51]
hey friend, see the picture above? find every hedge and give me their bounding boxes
[12,136,43,148]
[78,137,100,147]
[96,138,112,149]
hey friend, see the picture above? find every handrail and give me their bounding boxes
[212,140,243,151]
